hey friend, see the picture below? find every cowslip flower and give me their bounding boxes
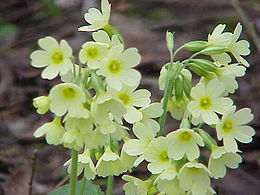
[156,178,185,195]
[187,79,233,124]
[144,137,171,174]
[167,128,204,161]
[64,116,93,133]
[64,149,96,180]
[97,44,141,90]
[33,96,50,114]
[216,107,255,152]
[84,128,108,149]
[123,123,156,167]
[178,162,211,195]
[93,30,120,48]
[30,36,73,79]
[78,0,111,32]
[48,83,89,118]
[108,85,151,123]
[62,128,86,151]
[79,42,109,69]
[33,117,65,145]
[122,175,149,195]
[227,23,250,67]
[167,96,189,120]
[208,146,242,179]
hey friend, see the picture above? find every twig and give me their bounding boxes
[53,175,70,189]
[28,149,38,195]
[230,0,260,51]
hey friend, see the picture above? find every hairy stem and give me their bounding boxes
[106,175,114,195]
[69,149,78,195]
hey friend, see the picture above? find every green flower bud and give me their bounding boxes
[182,74,192,98]
[191,59,218,72]
[90,71,105,94]
[182,41,207,51]
[174,77,184,102]
[180,118,191,129]
[166,31,174,52]
[103,24,124,44]
[195,128,217,149]
[200,45,227,55]
[188,63,209,77]
[33,96,50,114]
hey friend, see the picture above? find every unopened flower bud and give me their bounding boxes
[196,128,217,149]
[166,31,174,52]
[183,41,207,51]
[33,96,50,114]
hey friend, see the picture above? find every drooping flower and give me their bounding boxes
[144,137,171,174]
[97,44,141,90]
[216,107,255,152]
[122,175,149,195]
[64,116,94,134]
[208,146,242,179]
[33,96,50,114]
[167,128,204,161]
[156,178,185,195]
[178,162,211,195]
[62,128,86,151]
[33,117,65,145]
[107,84,151,123]
[30,36,73,79]
[48,83,89,118]
[78,0,111,32]
[187,79,233,124]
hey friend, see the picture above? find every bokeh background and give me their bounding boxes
[0,0,260,194]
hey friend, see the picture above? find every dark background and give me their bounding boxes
[0,0,259,194]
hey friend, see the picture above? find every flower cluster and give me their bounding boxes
[30,0,255,195]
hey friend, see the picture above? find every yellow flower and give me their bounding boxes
[33,96,50,114]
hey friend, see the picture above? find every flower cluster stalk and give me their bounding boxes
[69,149,78,195]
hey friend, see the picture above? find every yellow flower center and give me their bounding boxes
[51,51,64,64]
[199,97,211,109]
[107,60,121,74]
[62,87,76,99]
[222,120,233,133]
[86,47,98,59]
[118,93,130,105]
[179,132,192,142]
[159,151,169,162]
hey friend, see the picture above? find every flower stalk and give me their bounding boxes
[106,175,114,195]
[69,149,78,195]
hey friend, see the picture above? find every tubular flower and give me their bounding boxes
[187,79,233,124]
[208,146,242,179]
[33,96,50,114]
[122,175,149,195]
[62,128,86,151]
[48,83,89,118]
[30,36,73,79]
[216,107,255,152]
[167,128,204,161]
[156,178,185,195]
[97,44,141,90]
[78,0,111,32]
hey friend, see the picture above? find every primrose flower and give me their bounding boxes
[167,128,204,161]
[187,79,233,124]
[216,107,255,152]
[227,23,250,67]
[156,178,185,195]
[48,83,89,118]
[79,42,108,69]
[108,85,151,123]
[78,0,111,32]
[65,149,96,180]
[208,146,242,179]
[62,128,86,151]
[122,175,149,195]
[97,44,141,90]
[33,117,65,145]
[144,137,171,174]
[123,123,156,167]
[30,36,73,79]
[64,116,93,133]
[96,147,124,177]
[93,30,120,48]
[178,162,211,195]
[33,96,50,114]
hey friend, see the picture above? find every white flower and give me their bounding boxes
[33,117,65,145]
[122,175,149,195]
[178,162,211,195]
[227,23,250,67]
[48,83,89,118]
[207,24,232,46]
[93,30,121,48]
[216,107,255,152]
[144,137,171,174]
[108,85,151,123]
[79,42,109,69]
[97,44,141,90]
[208,146,242,179]
[30,36,73,79]
[78,0,111,32]
[167,128,204,161]
[187,79,233,124]
[33,96,50,114]
[123,123,156,167]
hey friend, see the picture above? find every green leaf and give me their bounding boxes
[49,180,104,195]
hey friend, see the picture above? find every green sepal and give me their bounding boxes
[174,77,184,102]
[191,59,218,72]
[188,63,209,77]
[195,128,217,149]
[181,74,192,98]
[182,41,207,51]
[103,24,124,44]
[200,45,227,55]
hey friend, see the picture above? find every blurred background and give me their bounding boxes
[0,0,260,194]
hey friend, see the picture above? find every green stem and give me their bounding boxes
[69,149,78,195]
[79,176,87,195]
[106,175,114,195]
